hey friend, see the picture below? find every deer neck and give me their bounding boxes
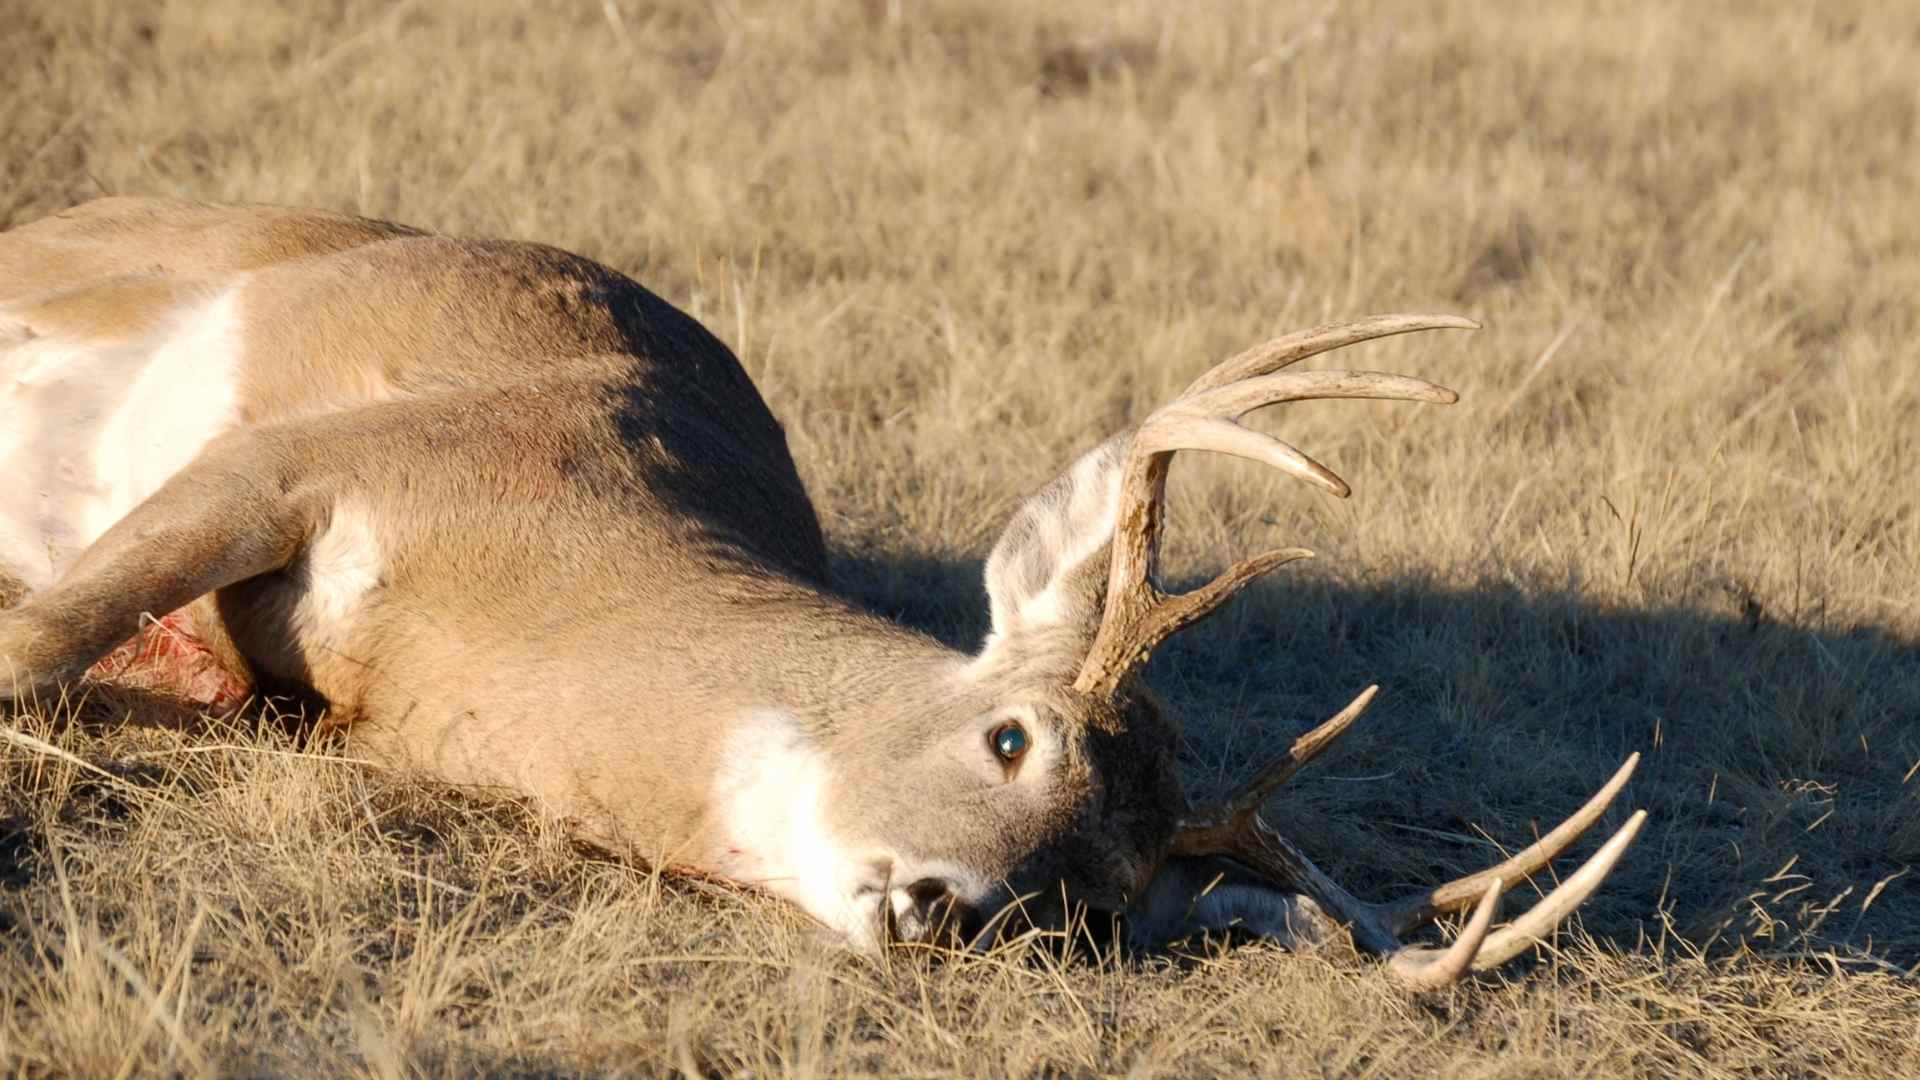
[667,574,975,739]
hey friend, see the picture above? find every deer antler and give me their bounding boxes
[1077,315,1644,985]
[1072,314,1476,697]
[1172,686,1647,989]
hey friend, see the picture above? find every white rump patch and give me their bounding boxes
[289,502,385,650]
[710,710,887,949]
[0,286,246,589]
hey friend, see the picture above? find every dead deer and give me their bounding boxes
[0,198,1644,986]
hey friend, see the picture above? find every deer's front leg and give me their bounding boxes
[0,430,315,705]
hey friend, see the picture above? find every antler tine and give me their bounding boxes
[1385,880,1504,991]
[1174,370,1461,426]
[1136,371,1461,501]
[1142,419,1352,497]
[1174,684,1379,841]
[1460,811,1648,972]
[1181,314,1480,397]
[1073,317,1473,698]
[1385,813,1647,986]
[1382,753,1642,934]
[1077,547,1318,695]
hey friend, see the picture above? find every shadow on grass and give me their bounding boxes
[4,547,1911,977]
[830,543,1920,971]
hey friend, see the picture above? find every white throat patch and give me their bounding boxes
[711,710,887,949]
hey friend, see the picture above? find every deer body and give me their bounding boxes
[1,199,1643,979]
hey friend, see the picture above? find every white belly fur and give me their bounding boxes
[0,285,246,590]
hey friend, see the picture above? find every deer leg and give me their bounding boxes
[0,431,315,705]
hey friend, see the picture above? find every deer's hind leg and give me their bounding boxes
[0,429,318,709]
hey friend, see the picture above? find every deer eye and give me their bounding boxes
[990,722,1029,763]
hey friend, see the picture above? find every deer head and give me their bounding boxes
[792,315,1644,985]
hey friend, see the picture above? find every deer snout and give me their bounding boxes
[889,877,980,945]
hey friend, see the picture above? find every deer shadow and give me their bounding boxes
[829,544,1920,971]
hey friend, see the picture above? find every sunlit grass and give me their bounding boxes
[4,0,1917,1074]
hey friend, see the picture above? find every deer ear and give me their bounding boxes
[981,437,1126,653]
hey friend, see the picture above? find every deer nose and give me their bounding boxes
[905,877,947,909]
[893,878,972,943]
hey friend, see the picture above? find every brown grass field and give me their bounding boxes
[4,0,1919,1075]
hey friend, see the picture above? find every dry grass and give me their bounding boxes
[4,0,1919,1075]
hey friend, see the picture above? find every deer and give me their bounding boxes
[0,198,1645,988]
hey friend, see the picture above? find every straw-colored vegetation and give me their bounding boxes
[4,0,1917,1074]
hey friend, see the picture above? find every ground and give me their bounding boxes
[3,1,1918,1075]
